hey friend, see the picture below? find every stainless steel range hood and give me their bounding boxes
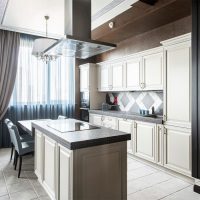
[43,0,116,59]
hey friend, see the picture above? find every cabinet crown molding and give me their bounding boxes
[79,63,96,69]
[160,33,191,47]
[97,46,163,66]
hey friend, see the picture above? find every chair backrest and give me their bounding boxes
[4,119,15,145]
[9,124,22,154]
[58,115,67,119]
[4,118,11,125]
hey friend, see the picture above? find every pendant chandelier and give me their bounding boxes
[32,16,58,63]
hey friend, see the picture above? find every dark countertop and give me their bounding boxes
[32,119,131,150]
[89,110,163,124]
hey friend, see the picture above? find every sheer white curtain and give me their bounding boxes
[9,34,75,119]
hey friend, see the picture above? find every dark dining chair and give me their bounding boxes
[4,119,15,161]
[4,119,34,163]
[8,124,34,178]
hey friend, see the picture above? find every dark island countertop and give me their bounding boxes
[32,119,131,150]
[89,110,163,124]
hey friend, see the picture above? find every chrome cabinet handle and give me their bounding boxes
[109,85,113,90]
[140,83,144,89]
[141,83,145,89]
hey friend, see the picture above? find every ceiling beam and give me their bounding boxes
[139,0,158,6]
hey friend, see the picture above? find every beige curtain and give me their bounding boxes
[0,30,20,120]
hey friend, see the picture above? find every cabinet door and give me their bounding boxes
[59,145,73,200]
[43,136,57,199]
[34,130,44,182]
[118,119,133,154]
[112,62,124,91]
[80,66,89,91]
[99,65,110,91]
[102,116,118,130]
[164,125,191,176]
[125,57,142,90]
[90,114,102,126]
[135,121,156,162]
[165,43,191,128]
[156,125,164,166]
[143,52,163,90]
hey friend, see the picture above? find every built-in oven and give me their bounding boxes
[80,92,90,122]
[80,108,89,122]
[80,92,90,108]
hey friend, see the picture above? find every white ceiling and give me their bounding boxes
[0,0,138,38]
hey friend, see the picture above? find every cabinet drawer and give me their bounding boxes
[90,114,102,126]
[118,119,132,133]
[102,116,118,130]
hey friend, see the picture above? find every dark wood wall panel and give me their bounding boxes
[95,15,191,62]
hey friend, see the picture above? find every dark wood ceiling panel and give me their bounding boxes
[140,0,158,5]
[92,0,191,43]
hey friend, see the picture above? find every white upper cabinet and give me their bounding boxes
[125,57,142,90]
[142,52,163,90]
[80,65,89,91]
[112,61,124,91]
[162,34,191,128]
[97,47,163,92]
[98,64,110,91]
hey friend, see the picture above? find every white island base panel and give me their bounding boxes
[34,130,127,200]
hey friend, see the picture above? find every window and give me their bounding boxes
[10,34,75,106]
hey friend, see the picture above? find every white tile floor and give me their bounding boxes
[127,156,200,200]
[0,148,50,200]
[0,148,200,200]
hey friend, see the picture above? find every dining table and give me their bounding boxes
[18,119,51,135]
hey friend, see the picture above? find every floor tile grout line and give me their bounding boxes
[128,157,194,185]
[128,171,158,182]
[158,185,192,200]
[127,176,174,196]
[2,168,11,199]
[28,177,40,199]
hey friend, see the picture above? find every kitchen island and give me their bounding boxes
[32,119,131,200]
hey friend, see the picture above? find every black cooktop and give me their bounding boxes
[47,120,99,133]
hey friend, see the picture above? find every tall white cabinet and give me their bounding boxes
[79,63,105,109]
[161,33,191,176]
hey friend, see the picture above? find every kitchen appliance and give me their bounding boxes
[80,108,89,122]
[80,91,90,122]
[79,64,106,122]
[41,0,116,59]
[80,92,89,108]
[47,120,99,133]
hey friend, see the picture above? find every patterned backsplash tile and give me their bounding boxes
[108,91,163,115]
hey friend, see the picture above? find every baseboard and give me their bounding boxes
[194,185,200,194]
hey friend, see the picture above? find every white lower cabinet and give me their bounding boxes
[35,130,44,182]
[102,116,118,130]
[164,125,191,176]
[134,121,156,163]
[59,145,73,200]
[118,119,134,154]
[89,113,191,177]
[43,136,57,200]
[89,114,102,126]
